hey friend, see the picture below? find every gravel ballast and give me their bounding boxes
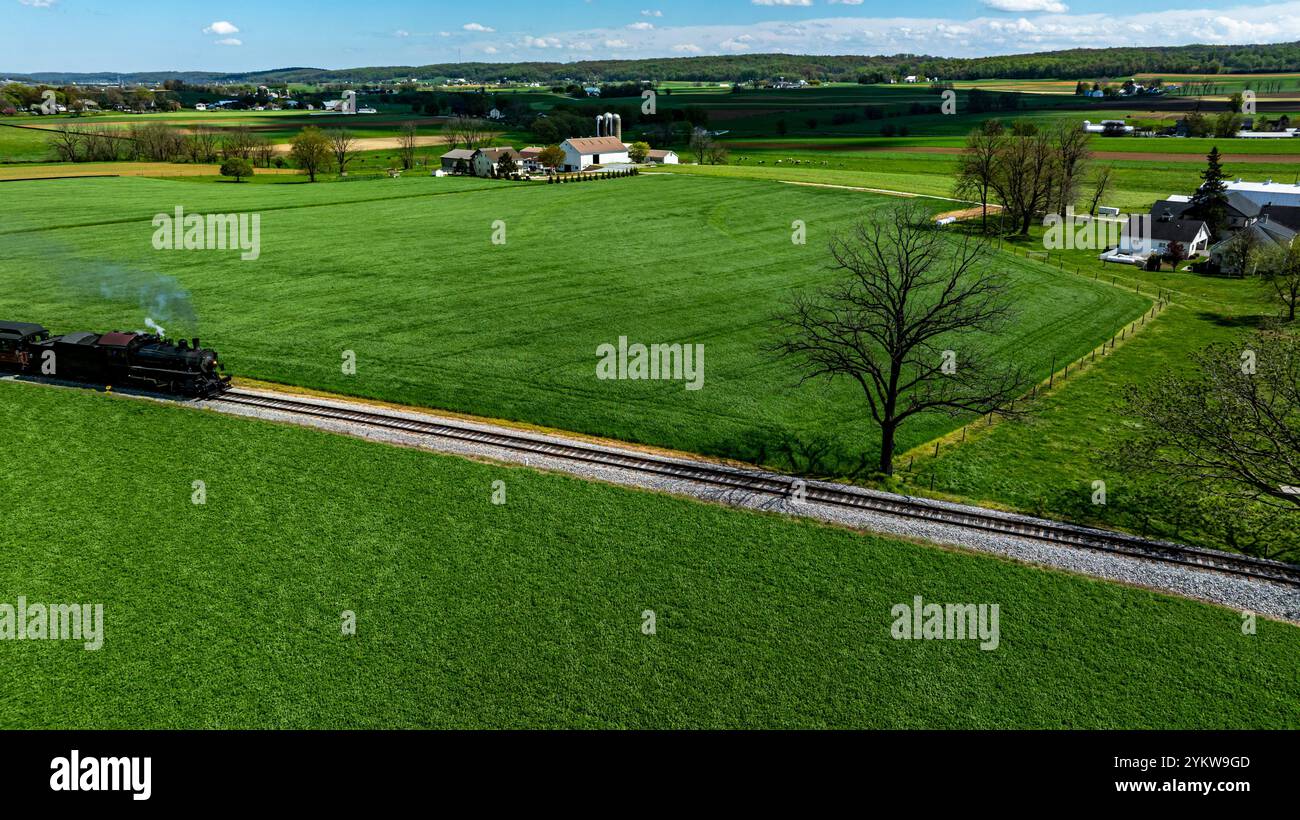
[196,386,1300,623]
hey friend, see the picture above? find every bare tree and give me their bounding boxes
[1120,330,1300,535]
[1050,119,1092,216]
[989,125,1055,235]
[186,125,220,163]
[327,127,358,175]
[689,128,712,164]
[444,115,487,151]
[1087,165,1114,215]
[220,125,256,160]
[954,119,1004,232]
[397,121,419,170]
[251,136,276,168]
[47,126,84,162]
[768,201,1028,475]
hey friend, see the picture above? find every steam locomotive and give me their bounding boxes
[0,321,230,398]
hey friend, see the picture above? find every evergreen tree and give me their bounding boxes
[1188,147,1229,238]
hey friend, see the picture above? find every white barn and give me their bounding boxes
[645,149,679,165]
[1225,179,1300,209]
[559,136,629,171]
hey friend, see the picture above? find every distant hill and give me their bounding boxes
[8,41,1300,86]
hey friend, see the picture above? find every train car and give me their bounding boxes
[0,322,51,371]
[1,321,230,398]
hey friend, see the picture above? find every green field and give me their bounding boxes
[912,225,1299,557]
[0,173,1147,477]
[1,380,1296,729]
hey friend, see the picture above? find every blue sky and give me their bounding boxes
[5,0,1300,72]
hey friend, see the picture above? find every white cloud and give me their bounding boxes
[463,22,495,32]
[203,21,239,35]
[752,0,813,5]
[214,38,242,46]
[18,0,58,6]
[394,29,410,37]
[467,2,1300,61]
[521,35,562,48]
[641,8,663,15]
[484,46,498,54]
[982,0,1069,12]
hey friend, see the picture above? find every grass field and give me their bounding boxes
[1,380,1296,729]
[909,225,1298,556]
[0,173,1147,477]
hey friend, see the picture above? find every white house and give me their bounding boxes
[559,136,629,171]
[644,149,679,165]
[1100,215,1210,264]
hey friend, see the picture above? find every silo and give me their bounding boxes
[595,115,604,136]
[612,113,622,141]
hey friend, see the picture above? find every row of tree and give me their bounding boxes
[954,119,1102,235]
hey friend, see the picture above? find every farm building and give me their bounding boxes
[645,149,679,165]
[472,147,524,177]
[439,149,476,173]
[1224,179,1300,209]
[559,136,630,171]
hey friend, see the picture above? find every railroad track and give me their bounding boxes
[210,388,1300,588]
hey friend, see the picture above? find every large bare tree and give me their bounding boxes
[989,124,1055,235]
[769,201,1028,475]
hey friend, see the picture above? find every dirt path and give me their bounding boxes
[268,135,452,153]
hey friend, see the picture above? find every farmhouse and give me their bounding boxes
[645,149,679,165]
[1101,213,1210,264]
[472,147,524,177]
[559,136,630,171]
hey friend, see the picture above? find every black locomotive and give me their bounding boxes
[0,321,230,398]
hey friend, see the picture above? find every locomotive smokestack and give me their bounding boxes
[192,338,200,349]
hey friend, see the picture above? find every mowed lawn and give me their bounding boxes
[1,381,1297,729]
[0,173,1147,474]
